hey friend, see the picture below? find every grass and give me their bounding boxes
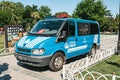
[88,54,120,76]
[76,55,120,80]
[0,35,4,49]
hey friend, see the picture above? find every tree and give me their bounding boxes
[22,5,40,31]
[72,0,109,31]
[15,2,24,24]
[0,1,52,31]
[0,1,18,26]
[114,14,119,32]
[23,5,33,19]
[31,11,40,24]
[73,0,107,19]
[101,13,119,32]
[32,4,38,12]
[0,7,11,27]
[38,6,51,19]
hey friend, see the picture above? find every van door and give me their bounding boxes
[59,21,88,58]
[67,22,91,58]
[62,21,79,58]
[76,22,91,55]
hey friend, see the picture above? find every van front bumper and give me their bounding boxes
[14,53,52,67]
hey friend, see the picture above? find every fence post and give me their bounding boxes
[100,51,103,61]
[63,65,66,80]
[85,55,89,68]
[112,72,116,80]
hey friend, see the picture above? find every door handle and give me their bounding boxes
[75,38,78,41]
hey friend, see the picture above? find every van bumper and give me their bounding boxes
[14,53,52,67]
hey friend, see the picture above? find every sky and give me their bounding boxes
[6,0,120,17]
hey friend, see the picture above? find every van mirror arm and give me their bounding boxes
[56,31,67,42]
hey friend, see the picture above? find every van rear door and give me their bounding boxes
[76,22,91,55]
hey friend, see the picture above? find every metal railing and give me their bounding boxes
[0,47,14,56]
[62,47,120,80]
[71,70,120,80]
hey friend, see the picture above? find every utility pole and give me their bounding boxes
[117,4,120,54]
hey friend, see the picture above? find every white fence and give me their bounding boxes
[69,70,120,80]
[62,47,120,80]
[0,48,14,56]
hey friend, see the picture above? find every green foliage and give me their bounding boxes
[101,14,119,32]
[31,12,40,25]
[114,14,119,32]
[0,1,17,26]
[22,5,35,31]
[38,6,51,19]
[0,9,11,26]
[0,1,118,32]
[72,0,117,32]
[0,1,51,31]
[73,0,107,19]
[15,2,24,24]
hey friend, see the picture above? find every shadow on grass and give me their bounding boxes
[0,63,11,80]
[106,61,120,67]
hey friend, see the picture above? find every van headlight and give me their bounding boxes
[32,49,44,55]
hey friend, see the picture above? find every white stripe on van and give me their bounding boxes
[25,37,41,48]
[25,37,50,48]
[94,35,98,43]
[67,45,88,53]
[18,36,27,47]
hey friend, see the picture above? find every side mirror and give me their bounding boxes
[58,31,67,42]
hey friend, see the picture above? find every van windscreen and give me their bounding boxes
[30,20,65,36]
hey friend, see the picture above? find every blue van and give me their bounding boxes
[14,18,100,71]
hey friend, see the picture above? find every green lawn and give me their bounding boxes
[78,55,120,80]
[0,35,4,49]
[88,54,120,76]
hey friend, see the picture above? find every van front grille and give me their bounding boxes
[18,48,31,53]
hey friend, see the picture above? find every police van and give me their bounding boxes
[14,18,100,71]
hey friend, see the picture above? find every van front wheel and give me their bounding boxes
[49,52,64,71]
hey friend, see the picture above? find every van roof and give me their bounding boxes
[44,18,98,24]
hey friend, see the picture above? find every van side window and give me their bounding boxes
[68,21,75,36]
[90,23,99,34]
[77,22,90,36]
[61,21,75,37]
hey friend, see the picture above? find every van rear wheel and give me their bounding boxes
[49,52,65,71]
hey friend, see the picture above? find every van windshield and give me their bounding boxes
[30,20,65,36]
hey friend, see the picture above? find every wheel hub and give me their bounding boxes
[54,57,63,68]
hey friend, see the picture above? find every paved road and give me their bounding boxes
[0,35,118,80]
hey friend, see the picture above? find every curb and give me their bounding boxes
[0,53,14,57]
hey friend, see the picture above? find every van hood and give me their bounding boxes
[17,35,51,49]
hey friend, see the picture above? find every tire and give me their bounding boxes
[89,45,96,56]
[49,52,65,71]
